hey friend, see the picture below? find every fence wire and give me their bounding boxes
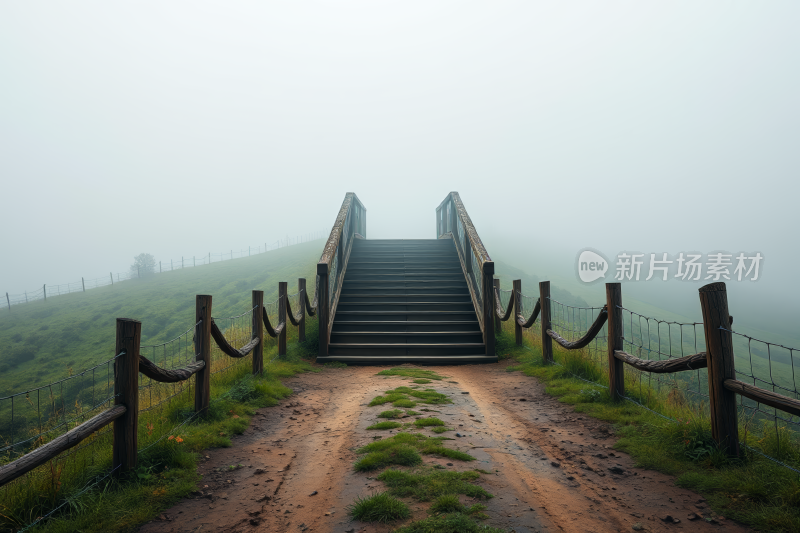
[724,328,800,435]
[618,306,708,410]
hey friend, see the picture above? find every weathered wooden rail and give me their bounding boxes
[494,278,800,457]
[317,193,366,357]
[0,279,317,488]
[436,192,495,357]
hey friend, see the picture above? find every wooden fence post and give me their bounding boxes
[513,279,522,346]
[194,295,212,416]
[482,261,495,357]
[6,293,10,311]
[110,272,113,285]
[606,283,624,401]
[699,282,740,457]
[113,318,140,474]
[43,284,46,301]
[298,278,307,343]
[539,281,552,363]
[278,282,287,357]
[82,278,85,292]
[318,263,330,358]
[493,278,502,333]
[252,290,264,375]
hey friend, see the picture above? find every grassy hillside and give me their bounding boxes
[0,240,323,395]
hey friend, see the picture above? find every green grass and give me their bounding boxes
[367,421,404,430]
[377,467,492,501]
[395,513,505,533]
[354,433,475,473]
[0,240,322,395]
[504,321,800,533]
[0,241,324,533]
[369,387,452,409]
[412,378,432,384]
[414,417,445,428]
[376,368,447,381]
[378,409,405,419]
[347,492,411,523]
[6,346,315,533]
[431,426,451,434]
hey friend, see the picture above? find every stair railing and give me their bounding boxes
[435,192,495,356]
[317,192,367,356]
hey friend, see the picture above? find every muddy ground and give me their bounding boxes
[138,362,751,533]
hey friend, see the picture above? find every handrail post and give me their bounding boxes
[493,278,502,333]
[278,282,287,357]
[317,263,330,358]
[482,261,495,357]
[513,279,522,346]
[699,282,740,457]
[606,283,624,401]
[539,281,552,363]
[252,290,264,375]
[298,278,307,343]
[195,295,212,416]
[113,318,140,475]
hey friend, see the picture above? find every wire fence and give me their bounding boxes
[3,231,326,310]
[511,287,800,474]
[0,284,309,532]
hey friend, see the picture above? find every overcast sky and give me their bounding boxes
[1,2,798,315]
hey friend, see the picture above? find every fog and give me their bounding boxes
[1,2,798,338]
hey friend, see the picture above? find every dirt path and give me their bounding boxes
[139,363,751,533]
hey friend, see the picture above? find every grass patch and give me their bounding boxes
[353,445,422,472]
[367,421,403,430]
[347,492,410,523]
[378,409,405,419]
[395,513,504,533]
[377,467,492,501]
[369,387,451,409]
[431,426,451,434]
[376,368,446,381]
[323,361,348,368]
[355,433,475,472]
[414,417,445,427]
[412,379,432,384]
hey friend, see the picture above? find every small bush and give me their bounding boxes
[348,492,410,523]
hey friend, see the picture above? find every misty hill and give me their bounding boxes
[0,241,322,394]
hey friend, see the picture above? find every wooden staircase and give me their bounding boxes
[316,239,497,365]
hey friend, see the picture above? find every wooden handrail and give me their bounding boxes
[0,405,127,486]
[613,350,708,373]
[723,379,800,418]
[318,193,364,266]
[139,355,205,382]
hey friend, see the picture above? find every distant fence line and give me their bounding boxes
[3,231,326,310]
